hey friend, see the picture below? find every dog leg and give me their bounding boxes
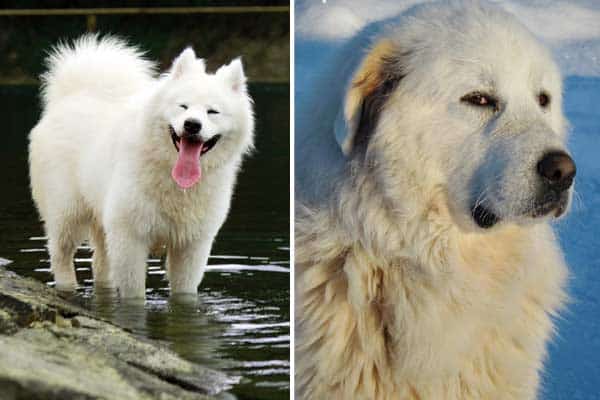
[90,224,114,289]
[106,230,149,299]
[46,220,82,291]
[167,240,212,295]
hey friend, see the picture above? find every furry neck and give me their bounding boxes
[329,162,453,269]
[324,161,533,277]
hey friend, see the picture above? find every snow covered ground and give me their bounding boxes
[296,1,600,398]
[546,75,600,400]
[296,0,600,77]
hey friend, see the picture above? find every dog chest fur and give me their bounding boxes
[296,202,566,399]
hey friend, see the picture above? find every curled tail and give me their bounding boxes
[40,34,156,106]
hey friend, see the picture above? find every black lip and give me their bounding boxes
[531,199,568,218]
[531,190,569,218]
[531,201,559,218]
[471,195,568,228]
[169,125,221,155]
[201,134,222,155]
[169,125,180,152]
[471,204,500,229]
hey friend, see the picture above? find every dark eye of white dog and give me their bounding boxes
[179,104,188,110]
[207,109,219,115]
[538,92,550,108]
[460,92,498,111]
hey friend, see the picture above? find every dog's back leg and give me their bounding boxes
[45,214,88,291]
[90,223,114,289]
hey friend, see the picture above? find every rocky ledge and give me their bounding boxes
[0,267,235,400]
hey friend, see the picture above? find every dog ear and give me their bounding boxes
[335,39,404,156]
[170,47,205,78]
[216,58,247,93]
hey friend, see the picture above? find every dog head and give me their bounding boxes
[155,48,254,188]
[336,0,575,230]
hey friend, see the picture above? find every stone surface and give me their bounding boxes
[0,268,236,400]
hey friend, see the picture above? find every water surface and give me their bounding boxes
[0,83,290,400]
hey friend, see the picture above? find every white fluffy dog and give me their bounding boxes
[29,36,253,298]
[296,1,575,399]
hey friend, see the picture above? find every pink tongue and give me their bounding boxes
[171,138,203,189]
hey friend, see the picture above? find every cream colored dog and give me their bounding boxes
[29,36,253,297]
[295,1,575,399]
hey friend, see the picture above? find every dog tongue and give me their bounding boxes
[171,138,203,189]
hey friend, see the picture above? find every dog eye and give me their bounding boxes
[207,109,219,115]
[538,92,550,108]
[179,104,188,110]
[460,92,498,110]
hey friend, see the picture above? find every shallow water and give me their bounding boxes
[0,83,290,400]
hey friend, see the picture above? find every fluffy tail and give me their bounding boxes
[40,34,156,106]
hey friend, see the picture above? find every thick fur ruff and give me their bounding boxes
[296,176,567,399]
[295,1,571,399]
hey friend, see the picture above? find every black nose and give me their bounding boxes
[536,151,576,191]
[183,119,202,135]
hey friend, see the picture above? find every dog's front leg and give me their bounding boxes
[167,239,212,295]
[106,229,149,299]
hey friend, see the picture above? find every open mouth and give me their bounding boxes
[169,125,221,155]
[471,204,500,229]
[169,125,223,189]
